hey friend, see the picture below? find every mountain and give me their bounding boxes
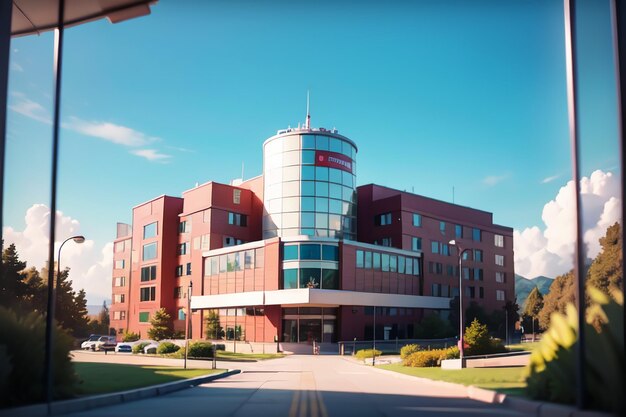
[515,274,554,310]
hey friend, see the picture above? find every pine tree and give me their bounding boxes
[0,244,27,308]
[98,301,110,334]
[523,287,544,340]
[204,310,223,340]
[587,222,622,292]
[148,308,173,341]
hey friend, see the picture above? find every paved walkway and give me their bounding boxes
[63,352,526,417]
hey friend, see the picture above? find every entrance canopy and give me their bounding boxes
[11,0,156,37]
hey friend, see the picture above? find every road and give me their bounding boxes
[63,352,525,417]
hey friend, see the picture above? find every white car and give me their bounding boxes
[143,342,160,354]
[81,334,106,350]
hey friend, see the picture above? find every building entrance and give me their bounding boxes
[281,307,337,343]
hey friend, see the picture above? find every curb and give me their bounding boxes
[1,369,241,417]
[370,365,616,417]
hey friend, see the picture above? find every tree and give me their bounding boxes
[587,222,622,292]
[523,287,544,341]
[148,308,173,340]
[41,266,90,337]
[98,301,110,334]
[204,310,223,340]
[21,267,46,314]
[538,270,575,329]
[0,244,27,308]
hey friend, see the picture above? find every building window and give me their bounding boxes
[495,254,505,266]
[174,286,182,299]
[390,256,397,272]
[300,244,321,260]
[233,189,241,204]
[455,224,462,238]
[179,220,191,233]
[479,287,484,299]
[114,240,126,253]
[113,294,125,303]
[431,283,441,297]
[474,268,483,281]
[375,212,392,226]
[364,251,372,268]
[496,290,506,301]
[284,244,298,261]
[496,271,506,283]
[413,213,422,227]
[224,236,244,247]
[283,269,298,289]
[431,241,439,254]
[114,259,125,269]
[447,264,454,276]
[178,308,186,321]
[201,234,210,250]
[382,254,390,272]
[462,267,470,280]
[412,237,422,251]
[113,311,126,320]
[495,234,504,247]
[228,212,247,226]
[186,262,192,275]
[140,286,156,302]
[175,265,183,277]
[300,268,321,288]
[356,250,364,268]
[139,312,149,322]
[465,286,475,298]
[381,238,392,247]
[439,221,446,235]
[114,276,126,287]
[322,245,339,261]
[141,265,157,282]
[143,242,157,261]
[472,228,482,242]
[373,252,381,270]
[474,249,483,262]
[441,243,450,256]
[143,222,157,239]
[178,243,187,256]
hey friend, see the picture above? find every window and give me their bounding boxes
[244,250,255,269]
[381,238,392,247]
[186,262,192,275]
[300,268,320,288]
[322,245,339,261]
[201,234,210,250]
[412,237,422,251]
[495,254,505,266]
[398,256,405,274]
[141,265,157,281]
[441,243,450,256]
[284,245,298,260]
[496,290,506,301]
[375,212,392,226]
[382,254,390,272]
[465,286,475,298]
[455,224,462,238]
[113,294,125,303]
[431,241,439,254]
[228,212,247,226]
[474,249,483,262]
[356,250,364,268]
[406,258,413,275]
[139,312,149,322]
[413,213,422,227]
[364,251,372,268]
[432,284,440,297]
[174,286,182,299]
[447,264,454,276]
[114,240,125,253]
[495,234,504,247]
[140,286,156,301]
[178,309,186,321]
[142,242,157,261]
[143,222,157,239]
[479,287,484,299]
[179,220,190,233]
[233,189,241,204]
[472,228,482,242]
[178,243,187,256]
[300,244,321,259]
[114,276,126,287]
[115,259,125,269]
[390,256,397,272]
[474,268,483,281]
[322,269,339,289]
[462,267,470,280]
[175,265,183,277]
[113,311,126,320]
[439,221,446,235]
[283,269,298,289]
[496,271,506,283]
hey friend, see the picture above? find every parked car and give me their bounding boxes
[143,342,159,354]
[92,336,117,352]
[80,334,107,350]
[115,343,133,353]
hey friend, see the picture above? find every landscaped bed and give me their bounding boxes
[74,362,224,395]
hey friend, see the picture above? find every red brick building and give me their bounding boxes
[110,123,514,349]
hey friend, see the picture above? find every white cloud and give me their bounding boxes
[541,174,560,184]
[3,204,112,305]
[482,174,508,186]
[131,148,172,162]
[514,170,621,279]
[10,62,23,72]
[8,92,51,124]
[63,116,158,147]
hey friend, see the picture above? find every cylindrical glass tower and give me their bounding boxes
[263,128,357,240]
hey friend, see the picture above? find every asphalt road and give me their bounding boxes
[63,352,526,417]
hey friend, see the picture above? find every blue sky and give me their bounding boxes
[3,0,621,303]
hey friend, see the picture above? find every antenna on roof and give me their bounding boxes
[305,90,311,129]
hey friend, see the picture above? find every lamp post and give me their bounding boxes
[449,239,470,368]
[184,280,193,369]
[44,235,85,406]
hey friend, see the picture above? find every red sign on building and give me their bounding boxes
[315,151,353,174]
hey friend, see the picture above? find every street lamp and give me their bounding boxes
[184,280,193,369]
[44,235,85,406]
[449,239,470,368]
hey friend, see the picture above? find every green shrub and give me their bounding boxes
[132,342,150,354]
[355,349,382,359]
[403,346,459,367]
[121,331,140,342]
[188,341,214,358]
[157,342,180,354]
[0,307,77,406]
[400,344,420,359]
[464,318,506,356]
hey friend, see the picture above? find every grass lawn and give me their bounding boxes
[378,364,526,395]
[74,362,223,395]
[506,342,540,352]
